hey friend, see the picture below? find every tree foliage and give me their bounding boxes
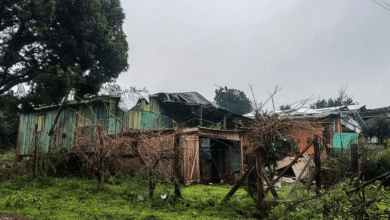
[279,105,291,110]
[362,115,390,145]
[265,137,298,166]
[99,83,149,96]
[0,0,129,106]
[0,92,20,150]
[214,86,253,114]
[310,96,354,109]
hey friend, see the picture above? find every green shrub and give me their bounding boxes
[361,146,390,180]
[0,148,16,160]
[4,191,45,209]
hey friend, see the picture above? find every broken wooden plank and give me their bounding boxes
[304,167,318,190]
[263,171,278,199]
[264,138,313,194]
[221,166,255,204]
[288,154,313,195]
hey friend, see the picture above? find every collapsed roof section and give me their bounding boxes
[153,92,234,114]
[244,105,366,133]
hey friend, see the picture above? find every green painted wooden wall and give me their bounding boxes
[16,97,173,155]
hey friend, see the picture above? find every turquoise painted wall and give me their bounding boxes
[332,133,359,149]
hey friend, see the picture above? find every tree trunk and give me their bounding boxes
[149,170,156,201]
[256,149,270,218]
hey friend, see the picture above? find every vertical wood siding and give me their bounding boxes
[180,135,200,184]
[17,97,174,156]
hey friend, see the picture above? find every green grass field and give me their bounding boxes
[0,176,262,220]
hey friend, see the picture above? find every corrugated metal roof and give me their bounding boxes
[359,106,390,116]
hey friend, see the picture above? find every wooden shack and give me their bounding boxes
[16,92,250,183]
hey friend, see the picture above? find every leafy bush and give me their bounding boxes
[361,146,390,180]
[4,191,45,209]
[269,178,389,219]
[133,165,173,185]
[0,148,16,160]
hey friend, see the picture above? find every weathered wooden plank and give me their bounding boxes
[45,111,54,152]
[265,138,313,194]
[16,113,25,156]
[115,107,124,133]
[143,99,150,112]
[136,111,142,130]
[65,108,75,150]
[288,154,313,195]
[108,102,116,134]
[26,113,35,155]
[304,167,318,190]
[181,135,199,184]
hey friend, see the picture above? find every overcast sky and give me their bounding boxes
[116,0,390,111]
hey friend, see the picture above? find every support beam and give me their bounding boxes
[33,124,39,180]
[174,134,181,183]
[304,168,318,190]
[223,115,226,129]
[264,138,313,194]
[313,136,322,190]
[288,154,313,195]
[221,166,255,204]
[240,135,244,177]
[263,171,278,199]
[351,144,358,173]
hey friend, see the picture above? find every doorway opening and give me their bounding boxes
[199,137,240,184]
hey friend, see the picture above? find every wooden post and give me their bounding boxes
[200,105,202,127]
[221,166,255,204]
[264,138,313,194]
[173,134,182,200]
[240,135,244,177]
[313,135,321,190]
[351,144,358,173]
[33,124,39,180]
[263,171,278,199]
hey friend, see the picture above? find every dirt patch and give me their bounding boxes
[0,213,34,220]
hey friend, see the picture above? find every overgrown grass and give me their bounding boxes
[0,148,16,160]
[0,176,260,220]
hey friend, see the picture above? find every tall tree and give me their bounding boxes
[0,0,129,107]
[214,86,253,114]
